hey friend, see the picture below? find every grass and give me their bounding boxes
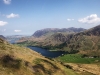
[33,58,42,64]
[1,38,82,75]
[64,68,79,75]
[80,71,95,75]
[57,54,100,64]
[1,55,22,69]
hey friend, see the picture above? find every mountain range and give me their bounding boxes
[33,27,86,37]
[17,25,100,57]
[17,27,86,45]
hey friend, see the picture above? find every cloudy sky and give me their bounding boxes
[0,0,100,35]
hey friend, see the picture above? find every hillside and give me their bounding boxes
[17,32,74,49]
[17,27,86,47]
[40,25,100,56]
[17,25,100,57]
[0,38,80,75]
[33,27,86,37]
[61,25,100,56]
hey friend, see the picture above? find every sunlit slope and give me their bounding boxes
[0,38,79,75]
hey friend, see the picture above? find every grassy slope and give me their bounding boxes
[55,53,100,75]
[0,38,79,75]
[63,63,100,75]
[56,54,100,64]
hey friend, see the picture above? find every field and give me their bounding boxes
[56,54,100,75]
[56,54,100,64]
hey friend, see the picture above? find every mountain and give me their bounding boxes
[17,25,100,57]
[0,35,6,40]
[45,25,100,56]
[33,27,86,37]
[17,27,86,47]
[81,25,100,36]
[0,38,79,75]
[41,25,100,56]
[62,25,100,55]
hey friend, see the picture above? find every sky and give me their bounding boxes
[0,0,100,35]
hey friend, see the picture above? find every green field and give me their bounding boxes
[57,54,100,64]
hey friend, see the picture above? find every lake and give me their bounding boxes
[9,40,67,58]
[28,46,67,58]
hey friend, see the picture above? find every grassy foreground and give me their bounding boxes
[55,54,100,75]
[0,38,79,75]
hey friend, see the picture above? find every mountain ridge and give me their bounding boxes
[17,25,100,57]
[33,27,86,37]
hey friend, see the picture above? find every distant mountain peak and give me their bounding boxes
[32,27,86,37]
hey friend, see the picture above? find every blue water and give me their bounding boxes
[28,46,67,58]
[9,40,67,58]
